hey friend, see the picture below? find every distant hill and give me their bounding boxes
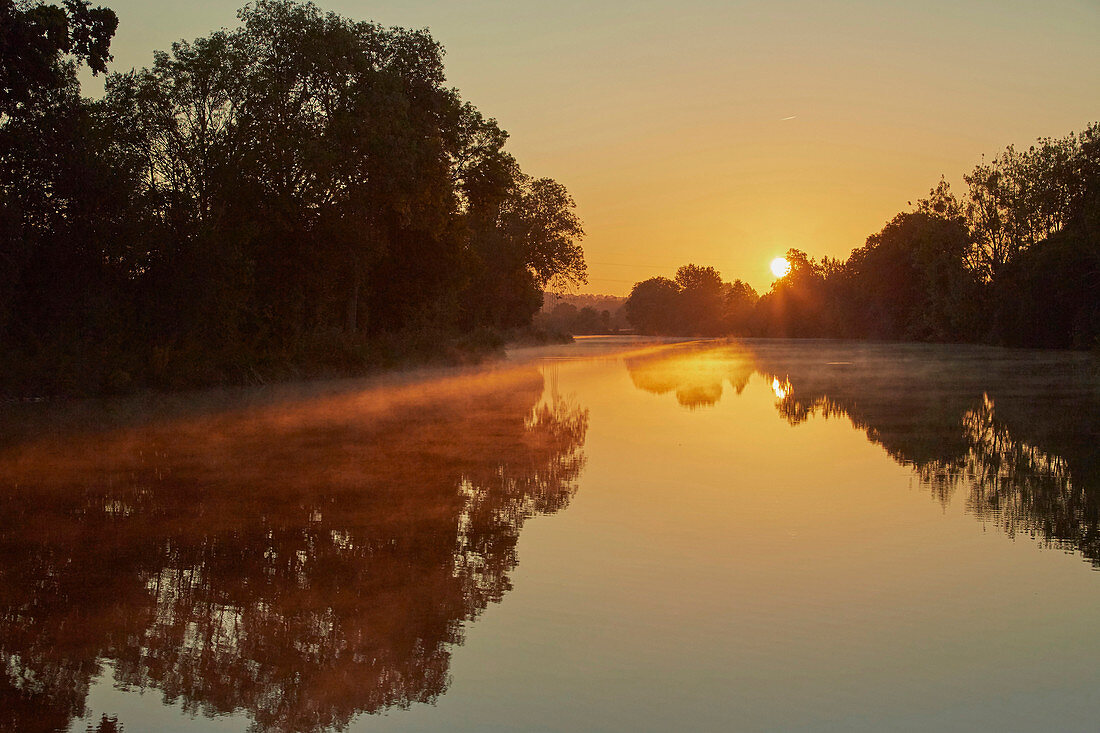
[536,292,630,334]
[540,293,626,314]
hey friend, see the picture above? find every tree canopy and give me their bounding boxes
[0,0,587,394]
[0,0,117,114]
[624,122,1099,349]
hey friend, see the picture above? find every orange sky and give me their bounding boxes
[89,0,1100,295]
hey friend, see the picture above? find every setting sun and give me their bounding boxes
[770,257,792,279]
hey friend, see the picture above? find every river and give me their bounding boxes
[1,337,1098,732]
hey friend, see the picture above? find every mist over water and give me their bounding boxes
[2,337,1098,732]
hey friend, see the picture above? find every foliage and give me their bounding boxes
[992,221,1100,348]
[624,267,758,336]
[623,123,1099,348]
[0,0,586,394]
[753,249,829,337]
[0,0,117,115]
[835,212,977,341]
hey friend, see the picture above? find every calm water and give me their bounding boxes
[2,337,1099,732]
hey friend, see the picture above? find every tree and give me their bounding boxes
[992,228,1099,348]
[624,276,679,335]
[0,0,117,115]
[722,279,758,334]
[754,248,829,337]
[841,212,977,340]
[2,0,588,393]
[915,176,965,222]
[459,172,585,330]
[674,264,725,335]
[1,0,120,374]
[624,266,757,336]
[504,176,586,290]
[963,132,1085,283]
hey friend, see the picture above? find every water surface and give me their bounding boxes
[2,338,1098,732]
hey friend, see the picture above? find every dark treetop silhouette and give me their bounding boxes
[0,0,586,396]
[624,124,1100,348]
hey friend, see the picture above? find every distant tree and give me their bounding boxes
[571,306,603,334]
[674,264,725,335]
[624,266,757,336]
[533,301,616,335]
[754,248,829,337]
[537,302,578,334]
[550,302,579,322]
[624,276,679,335]
[721,279,758,334]
[618,124,1098,348]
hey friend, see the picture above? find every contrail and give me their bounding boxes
[781,115,796,121]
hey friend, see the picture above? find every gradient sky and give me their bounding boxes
[86,0,1100,295]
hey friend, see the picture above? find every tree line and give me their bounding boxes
[626,124,1100,348]
[0,0,586,394]
[534,293,629,336]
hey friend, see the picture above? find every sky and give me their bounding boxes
[85,0,1100,295]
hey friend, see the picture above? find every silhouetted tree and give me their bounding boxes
[992,217,1100,348]
[0,0,117,115]
[964,130,1088,283]
[0,0,587,394]
[674,264,725,335]
[754,249,830,337]
[624,276,679,335]
[623,266,759,336]
[620,123,1098,348]
[721,278,758,334]
[838,211,977,340]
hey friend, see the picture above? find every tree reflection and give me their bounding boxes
[917,394,1098,562]
[624,343,754,408]
[749,341,1100,567]
[0,368,587,732]
[621,339,1099,567]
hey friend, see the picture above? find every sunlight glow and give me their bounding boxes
[771,377,789,400]
[770,257,792,279]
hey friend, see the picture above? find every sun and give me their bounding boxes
[770,256,791,278]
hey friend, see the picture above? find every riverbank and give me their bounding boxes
[0,326,576,400]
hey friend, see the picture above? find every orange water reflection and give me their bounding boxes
[3,340,1099,732]
[0,367,586,732]
[625,342,753,408]
[624,339,1100,566]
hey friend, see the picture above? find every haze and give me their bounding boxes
[86,0,1099,293]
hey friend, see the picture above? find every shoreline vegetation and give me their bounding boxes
[2,1,1097,398]
[618,126,1099,348]
[1,0,585,396]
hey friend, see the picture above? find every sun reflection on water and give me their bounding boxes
[771,377,789,400]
